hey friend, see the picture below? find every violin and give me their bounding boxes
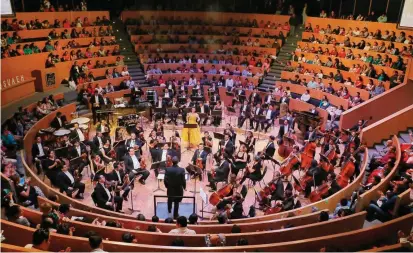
[264,202,283,215]
[140,157,147,169]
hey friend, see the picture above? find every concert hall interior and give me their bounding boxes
[1,0,413,251]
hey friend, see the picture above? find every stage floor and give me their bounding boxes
[47,112,341,221]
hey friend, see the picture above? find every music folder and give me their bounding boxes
[213,132,225,140]
[168,108,179,114]
[226,91,234,97]
[211,110,221,117]
[55,146,69,159]
[227,106,236,113]
[198,113,207,119]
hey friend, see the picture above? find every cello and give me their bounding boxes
[300,141,317,170]
[336,145,365,188]
[209,183,234,206]
[279,147,300,177]
[308,181,330,203]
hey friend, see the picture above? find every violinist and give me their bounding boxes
[244,131,256,153]
[124,147,150,185]
[349,119,364,134]
[125,132,142,158]
[232,144,248,176]
[239,155,263,185]
[92,154,107,182]
[279,145,301,177]
[224,124,236,143]
[248,88,261,106]
[202,131,213,153]
[208,153,230,191]
[96,120,111,138]
[187,144,207,179]
[304,126,319,142]
[70,123,86,142]
[282,190,301,211]
[237,100,251,128]
[223,133,235,156]
[92,131,106,153]
[167,97,179,125]
[56,163,85,199]
[100,139,115,163]
[323,139,340,165]
[108,162,131,201]
[157,143,174,177]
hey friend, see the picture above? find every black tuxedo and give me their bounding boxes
[249,92,262,105]
[223,139,235,155]
[92,182,123,212]
[109,169,130,198]
[31,142,47,174]
[208,160,230,190]
[261,109,278,132]
[263,141,276,157]
[123,154,150,182]
[92,135,106,152]
[238,104,251,128]
[70,128,86,142]
[56,170,85,197]
[250,107,264,130]
[210,94,221,103]
[278,124,290,138]
[124,138,142,158]
[280,96,290,105]
[196,104,210,125]
[264,94,274,105]
[90,94,104,124]
[232,89,246,106]
[167,100,180,124]
[164,165,186,218]
[69,145,85,159]
[50,116,65,129]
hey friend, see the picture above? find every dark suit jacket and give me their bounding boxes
[191,149,208,164]
[156,149,174,162]
[196,105,211,115]
[278,125,290,138]
[70,145,85,159]
[93,183,112,208]
[123,155,139,173]
[125,138,143,150]
[249,93,261,104]
[90,95,104,109]
[102,97,112,106]
[164,165,186,200]
[264,142,276,157]
[239,104,251,117]
[210,95,221,103]
[93,136,106,150]
[50,116,64,129]
[252,107,264,117]
[57,171,75,193]
[280,96,290,104]
[263,109,277,120]
[31,142,46,161]
[223,140,234,155]
[109,169,127,184]
[215,160,230,182]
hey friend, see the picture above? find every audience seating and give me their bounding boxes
[2,26,109,40]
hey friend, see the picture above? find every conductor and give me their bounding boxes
[164,156,186,219]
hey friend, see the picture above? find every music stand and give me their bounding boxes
[183,124,198,154]
[187,163,202,195]
[226,91,234,97]
[168,108,179,126]
[55,146,69,159]
[211,110,222,131]
[198,113,207,130]
[153,107,165,121]
[154,172,166,193]
[213,132,225,143]
[227,106,237,126]
[239,95,247,104]
[128,173,141,213]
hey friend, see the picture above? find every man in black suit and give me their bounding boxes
[92,131,105,153]
[108,162,131,201]
[186,144,208,179]
[156,143,174,177]
[167,97,179,125]
[223,133,234,156]
[250,103,264,131]
[278,119,290,139]
[50,112,67,129]
[210,92,221,104]
[92,174,123,212]
[280,92,290,104]
[350,120,364,134]
[154,97,167,121]
[31,136,48,175]
[90,90,104,124]
[232,89,246,106]
[70,140,86,159]
[207,153,230,191]
[249,89,262,106]
[164,156,186,219]
[123,148,150,184]
[196,101,210,125]
[56,163,85,199]
[238,100,251,128]
[262,135,276,158]
[304,126,318,142]
[261,105,278,132]
[70,123,86,142]
[124,132,142,158]
[263,93,274,105]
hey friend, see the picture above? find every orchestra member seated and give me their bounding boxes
[124,147,149,185]
[282,190,301,211]
[232,89,246,107]
[50,112,67,129]
[92,131,106,154]
[250,103,264,131]
[167,97,179,125]
[157,143,174,175]
[57,163,85,199]
[196,101,210,125]
[109,162,131,201]
[208,153,230,191]
[212,101,223,126]
[303,160,326,197]
[155,97,167,121]
[232,144,248,176]
[187,144,207,179]
[278,120,291,139]
[125,132,142,158]
[223,133,235,156]
[240,155,263,184]
[238,100,251,128]
[202,131,213,153]
[271,171,291,201]
[92,174,124,212]
[262,105,278,133]
[249,89,261,106]
[244,131,256,153]
[70,123,86,142]
[32,136,48,175]
[260,135,276,160]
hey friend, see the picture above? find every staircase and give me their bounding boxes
[368,129,412,159]
[260,27,304,90]
[112,18,148,86]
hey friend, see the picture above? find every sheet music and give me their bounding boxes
[200,187,207,204]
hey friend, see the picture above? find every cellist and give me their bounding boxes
[279,145,301,177]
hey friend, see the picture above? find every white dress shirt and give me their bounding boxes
[266,95,271,103]
[131,155,140,170]
[76,129,85,142]
[97,137,103,148]
[57,117,62,127]
[266,110,272,120]
[64,171,75,184]
[161,150,167,161]
[300,93,311,102]
[76,146,82,156]
[37,143,45,157]
[115,170,121,182]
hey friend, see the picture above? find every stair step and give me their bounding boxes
[375,145,385,154]
[399,133,411,143]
